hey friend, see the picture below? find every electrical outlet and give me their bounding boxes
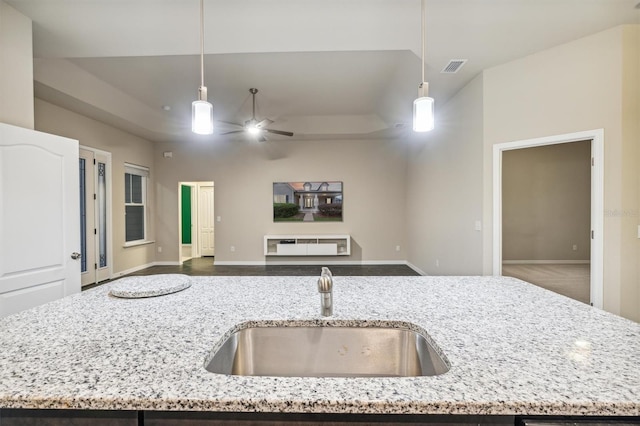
[230,246,235,252]
[572,244,578,251]
[435,259,440,267]
[395,245,401,252]
[157,246,162,253]
[217,216,221,222]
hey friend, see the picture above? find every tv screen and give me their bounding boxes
[273,181,343,222]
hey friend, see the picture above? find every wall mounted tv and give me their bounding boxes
[273,181,343,222]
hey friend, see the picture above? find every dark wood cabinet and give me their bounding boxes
[0,409,138,426]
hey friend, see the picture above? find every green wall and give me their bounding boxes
[181,185,192,244]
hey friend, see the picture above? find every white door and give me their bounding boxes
[79,148,110,286]
[79,148,97,286]
[0,123,80,318]
[199,185,215,256]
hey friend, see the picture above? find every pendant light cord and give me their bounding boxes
[421,0,425,83]
[199,0,205,88]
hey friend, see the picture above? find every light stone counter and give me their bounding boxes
[0,275,639,416]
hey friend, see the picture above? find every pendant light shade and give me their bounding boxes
[192,99,213,135]
[413,0,435,132]
[191,0,214,135]
[413,95,434,132]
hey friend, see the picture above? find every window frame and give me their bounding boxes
[124,163,150,245]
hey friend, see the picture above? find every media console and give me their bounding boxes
[263,235,351,256]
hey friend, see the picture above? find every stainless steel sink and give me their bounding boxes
[205,324,449,377]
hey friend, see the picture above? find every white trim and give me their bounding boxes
[79,145,114,283]
[80,145,111,157]
[502,260,591,265]
[214,260,411,266]
[153,261,181,266]
[492,129,604,309]
[124,162,149,176]
[112,262,155,278]
[123,240,155,248]
[125,167,149,243]
[406,262,427,276]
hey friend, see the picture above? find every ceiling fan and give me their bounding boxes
[219,88,294,142]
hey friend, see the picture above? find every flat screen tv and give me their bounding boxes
[273,181,343,222]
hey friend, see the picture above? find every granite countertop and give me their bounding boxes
[0,275,639,416]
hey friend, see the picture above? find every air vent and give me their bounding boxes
[441,59,467,74]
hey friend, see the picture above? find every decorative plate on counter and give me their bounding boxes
[109,274,192,298]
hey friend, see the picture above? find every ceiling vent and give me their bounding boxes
[441,59,467,74]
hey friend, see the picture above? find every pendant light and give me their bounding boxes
[413,0,435,132]
[192,0,214,135]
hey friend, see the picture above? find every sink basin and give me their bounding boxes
[205,324,450,377]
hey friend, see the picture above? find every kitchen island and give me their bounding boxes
[0,275,638,424]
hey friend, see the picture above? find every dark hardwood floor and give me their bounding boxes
[84,257,420,290]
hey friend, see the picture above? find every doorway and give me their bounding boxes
[178,181,215,263]
[79,147,112,286]
[492,129,604,308]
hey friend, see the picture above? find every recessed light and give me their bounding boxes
[636,2,640,8]
[162,105,171,111]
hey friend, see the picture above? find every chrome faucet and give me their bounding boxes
[317,267,333,316]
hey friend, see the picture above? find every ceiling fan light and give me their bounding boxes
[413,96,434,132]
[192,100,214,135]
[247,125,260,135]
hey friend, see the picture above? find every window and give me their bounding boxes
[79,158,87,272]
[124,164,149,243]
[98,162,107,265]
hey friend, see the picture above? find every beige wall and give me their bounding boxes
[153,137,408,264]
[406,74,484,275]
[620,25,640,321]
[483,25,639,319]
[34,98,156,276]
[0,1,33,129]
[502,141,591,261]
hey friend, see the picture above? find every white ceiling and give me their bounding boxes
[7,0,640,143]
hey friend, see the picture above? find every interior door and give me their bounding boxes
[0,123,80,317]
[79,148,97,286]
[79,148,110,286]
[199,185,215,256]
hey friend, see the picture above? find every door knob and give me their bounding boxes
[71,252,82,260]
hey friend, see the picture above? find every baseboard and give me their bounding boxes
[213,260,267,266]
[112,261,182,278]
[154,261,182,266]
[112,262,155,278]
[502,260,590,265]
[406,262,427,276]
[214,260,411,266]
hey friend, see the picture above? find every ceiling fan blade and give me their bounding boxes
[256,133,268,143]
[219,130,245,135]
[256,119,274,129]
[218,120,243,127]
[265,129,294,137]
